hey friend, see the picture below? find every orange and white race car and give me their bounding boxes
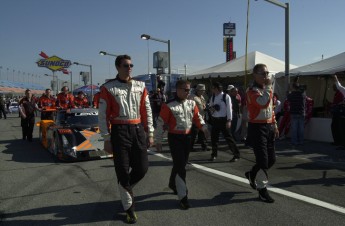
[37,108,113,161]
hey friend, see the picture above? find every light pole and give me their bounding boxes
[99,51,118,77]
[141,34,171,75]
[258,0,290,92]
[74,62,93,97]
[140,38,150,74]
[99,51,118,57]
[45,73,57,94]
[69,71,73,91]
[184,64,187,80]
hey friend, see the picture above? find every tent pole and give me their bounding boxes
[244,0,250,88]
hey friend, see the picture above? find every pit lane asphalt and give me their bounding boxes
[1,115,345,225]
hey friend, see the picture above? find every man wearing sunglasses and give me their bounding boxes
[155,80,209,210]
[245,63,279,203]
[98,55,154,224]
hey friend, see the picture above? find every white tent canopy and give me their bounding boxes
[275,52,345,78]
[274,52,345,109]
[187,51,297,79]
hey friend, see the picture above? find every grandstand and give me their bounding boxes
[0,80,45,95]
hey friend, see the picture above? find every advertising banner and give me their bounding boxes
[36,51,71,73]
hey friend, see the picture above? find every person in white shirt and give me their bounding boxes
[209,82,240,162]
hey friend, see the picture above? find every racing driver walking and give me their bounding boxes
[155,80,209,209]
[98,54,154,224]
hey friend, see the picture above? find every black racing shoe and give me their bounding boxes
[245,171,257,190]
[179,196,190,210]
[202,145,209,151]
[126,209,137,224]
[229,156,240,162]
[209,156,216,161]
[168,183,177,195]
[258,188,275,203]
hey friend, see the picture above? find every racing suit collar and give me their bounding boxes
[174,95,186,103]
[253,81,264,89]
[116,74,132,83]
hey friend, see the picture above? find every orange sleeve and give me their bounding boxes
[140,88,149,132]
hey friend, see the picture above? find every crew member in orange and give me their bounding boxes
[98,55,153,224]
[155,80,209,210]
[56,86,75,109]
[74,91,89,108]
[38,88,56,120]
[92,91,100,108]
[245,63,279,203]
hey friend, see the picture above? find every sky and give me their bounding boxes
[1,0,345,88]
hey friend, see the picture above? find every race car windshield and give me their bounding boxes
[58,112,99,127]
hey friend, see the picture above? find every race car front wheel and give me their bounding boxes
[48,134,60,156]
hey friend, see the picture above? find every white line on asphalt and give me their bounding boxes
[275,150,301,154]
[148,149,345,215]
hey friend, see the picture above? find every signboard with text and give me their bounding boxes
[223,23,236,36]
[37,55,71,72]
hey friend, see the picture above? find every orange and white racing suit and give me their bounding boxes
[98,76,153,212]
[246,83,276,190]
[56,93,75,109]
[92,92,100,108]
[155,97,206,200]
[74,97,89,108]
[38,94,56,120]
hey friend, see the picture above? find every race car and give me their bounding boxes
[37,108,113,161]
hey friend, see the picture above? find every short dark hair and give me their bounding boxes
[176,80,191,89]
[253,63,267,74]
[115,55,131,67]
[212,82,223,91]
[61,86,69,91]
[292,82,300,90]
[45,88,51,92]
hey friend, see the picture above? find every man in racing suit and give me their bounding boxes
[92,91,100,108]
[74,91,90,108]
[245,63,279,203]
[155,80,209,209]
[98,55,154,224]
[38,88,56,120]
[56,86,75,109]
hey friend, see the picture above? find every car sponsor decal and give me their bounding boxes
[74,112,98,116]
[58,129,72,134]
